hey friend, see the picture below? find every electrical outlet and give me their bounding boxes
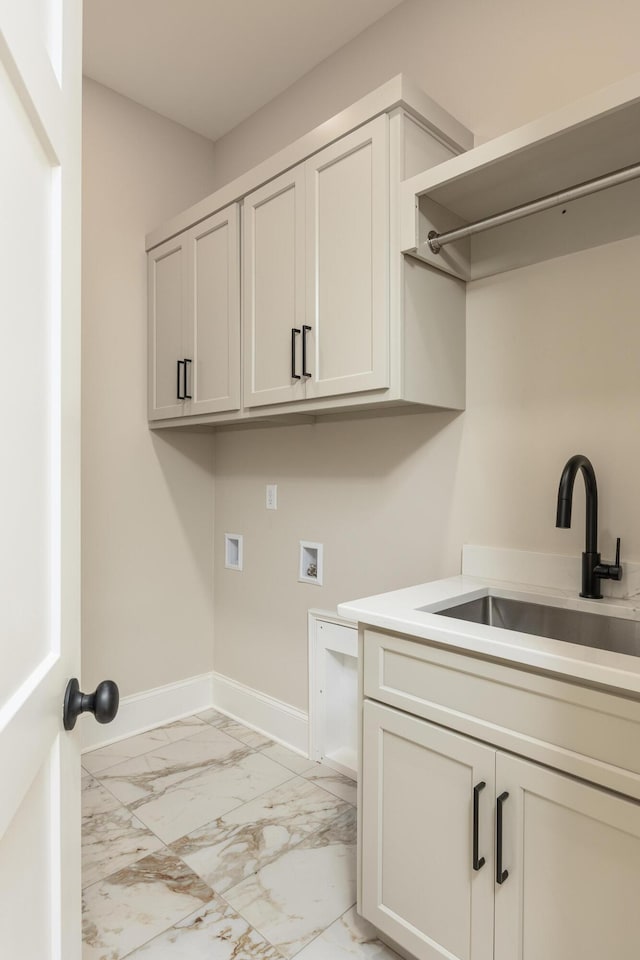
[266,484,277,510]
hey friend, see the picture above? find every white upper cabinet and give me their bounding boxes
[147,76,473,426]
[148,204,241,421]
[304,117,389,399]
[243,166,306,407]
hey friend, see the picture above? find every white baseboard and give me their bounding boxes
[81,670,309,758]
[212,672,309,755]
[81,672,215,753]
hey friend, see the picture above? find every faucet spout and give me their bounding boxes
[555,454,598,555]
[555,455,622,599]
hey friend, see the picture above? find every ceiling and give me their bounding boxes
[83,0,405,142]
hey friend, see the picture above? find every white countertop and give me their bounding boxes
[338,572,640,698]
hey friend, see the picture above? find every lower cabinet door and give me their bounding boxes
[494,752,640,960]
[361,701,495,960]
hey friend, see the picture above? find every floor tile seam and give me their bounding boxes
[114,881,218,960]
[213,887,288,959]
[85,723,252,778]
[133,753,302,820]
[257,744,318,775]
[219,799,356,906]
[81,717,209,772]
[301,776,357,808]
[285,902,359,958]
[137,758,299,821]
[82,775,140,824]
[114,742,267,812]
[162,770,306,854]
[80,839,175,894]
[86,755,314,854]
[82,780,168,847]
[115,885,287,960]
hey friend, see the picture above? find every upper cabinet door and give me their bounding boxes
[494,752,640,960]
[304,116,390,400]
[184,205,241,416]
[148,236,187,420]
[243,166,306,407]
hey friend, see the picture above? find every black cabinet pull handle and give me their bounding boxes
[176,359,185,400]
[473,781,486,871]
[291,328,301,379]
[184,358,192,399]
[63,678,120,731]
[496,791,509,884]
[302,324,312,378]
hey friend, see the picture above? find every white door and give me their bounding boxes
[304,116,389,399]
[185,204,241,416]
[243,165,307,407]
[0,1,82,956]
[361,701,495,960]
[495,752,640,960]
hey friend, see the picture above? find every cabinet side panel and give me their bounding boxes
[402,257,466,409]
[402,113,460,180]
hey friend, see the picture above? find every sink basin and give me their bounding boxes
[432,595,640,658]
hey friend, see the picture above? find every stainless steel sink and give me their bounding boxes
[432,595,640,658]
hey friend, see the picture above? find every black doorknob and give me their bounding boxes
[63,678,119,731]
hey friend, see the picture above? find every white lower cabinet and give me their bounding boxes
[362,699,640,960]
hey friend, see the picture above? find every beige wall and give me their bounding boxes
[82,79,217,697]
[210,0,640,188]
[213,0,640,710]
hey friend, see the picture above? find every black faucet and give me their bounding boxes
[555,454,622,599]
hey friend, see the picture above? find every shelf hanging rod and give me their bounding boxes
[426,160,640,254]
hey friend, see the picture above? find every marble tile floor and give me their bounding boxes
[82,709,400,960]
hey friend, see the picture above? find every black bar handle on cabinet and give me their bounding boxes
[176,359,185,400]
[184,358,192,399]
[291,328,301,379]
[302,324,312,378]
[473,781,486,871]
[496,791,509,884]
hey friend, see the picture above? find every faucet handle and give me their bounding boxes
[594,537,623,583]
[611,536,623,581]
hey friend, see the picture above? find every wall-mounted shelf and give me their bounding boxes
[401,73,640,280]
